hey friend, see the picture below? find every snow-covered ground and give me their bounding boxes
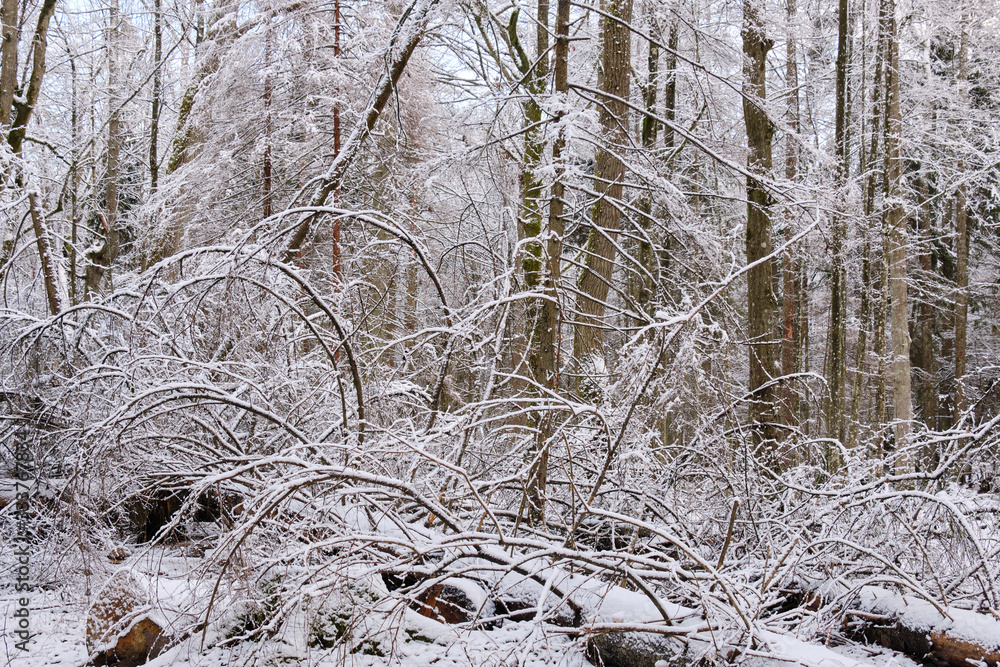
[3,554,931,667]
[2,588,590,667]
[3,586,929,667]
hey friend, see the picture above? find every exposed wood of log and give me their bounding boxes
[847,588,1000,667]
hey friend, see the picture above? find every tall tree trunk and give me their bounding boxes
[953,20,969,423]
[780,0,799,437]
[849,19,883,448]
[525,0,568,527]
[29,193,67,315]
[742,0,778,457]
[0,0,17,133]
[573,0,633,388]
[70,55,79,304]
[912,176,937,435]
[150,0,162,192]
[873,230,889,450]
[517,0,548,515]
[516,0,548,296]
[262,28,272,219]
[663,22,678,153]
[869,9,890,454]
[8,0,62,310]
[826,0,850,463]
[331,0,342,282]
[882,0,913,470]
[634,18,658,321]
[6,0,57,155]
[85,0,121,297]
[796,256,810,432]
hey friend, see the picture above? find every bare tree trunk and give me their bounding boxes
[826,0,850,464]
[29,193,67,315]
[515,0,548,296]
[953,21,969,422]
[868,10,890,455]
[912,176,937,434]
[873,232,889,449]
[634,17,658,321]
[573,0,632,389]
[69,55,79,304]
[663,22,677,153]
[780,0,799,437]
[331,0,342,283]
[262,29,272,219]
[511,0,549,513]
[849,20,883,447]
[882,0,913,469]
[0,0,17,132]
[525,0,569,527]
[150,0,162,192]
[796,256,810,432]
[742,0,778,457]
[6,0,57,155]
[85,0,122,297]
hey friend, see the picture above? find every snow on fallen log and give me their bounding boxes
[848,587,1000,667]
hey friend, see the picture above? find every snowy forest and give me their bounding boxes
[2,0,1000,663]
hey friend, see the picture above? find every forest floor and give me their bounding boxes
[1,545,927,667]
[0,587,926,667]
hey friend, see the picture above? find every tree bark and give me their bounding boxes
[6,0,56,155]
[150,0,162,192]
[953,21,969,422]
[663,23,677,153]
[849,21,883,447]
[331,0,342,282]
[69,55,79,304]
[780,0,799,437]
[912,175,937,434]
[826,0,850,462]
[882,0,913,469]
[525,0,569,527]
[742,0,778,456]
[514,0,548,295]
[262,28,272,219]
[85,0,122,297]
[513,0,548,398]
[634,17,658,322]
[0,0,17,132]
[573,0,632,389]
[29,192,67,315]
[850,588,1000,667]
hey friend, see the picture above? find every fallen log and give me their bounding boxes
[848,587,1000,667]
[588,630,679,667]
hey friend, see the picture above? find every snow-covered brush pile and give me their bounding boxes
[2,240,1000,666]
